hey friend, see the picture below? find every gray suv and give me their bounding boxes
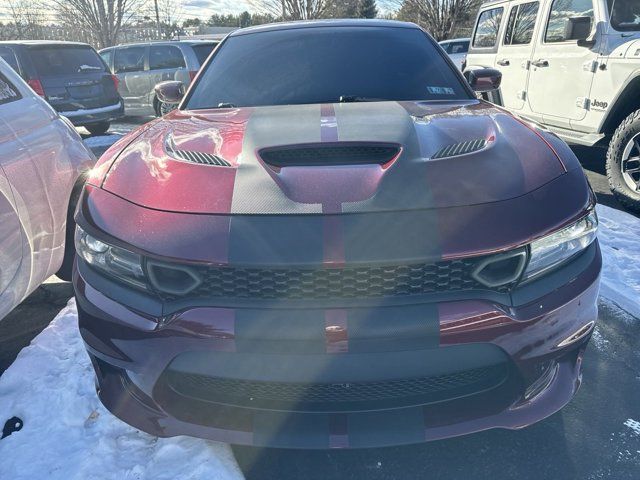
[99,41,218,116]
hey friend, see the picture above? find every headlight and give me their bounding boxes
[75,226,147,289]
[522,210,598,281]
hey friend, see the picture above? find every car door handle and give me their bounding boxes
[497,59,510,66]
[532,59,549,68]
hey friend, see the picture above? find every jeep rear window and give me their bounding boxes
[608,0,640,31]
[29,46,106,77]
[186,27,471,109]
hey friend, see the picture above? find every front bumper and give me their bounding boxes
[58,101,124,126]
[74,238,601,448]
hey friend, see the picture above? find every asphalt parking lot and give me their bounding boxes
[1,117,639,479]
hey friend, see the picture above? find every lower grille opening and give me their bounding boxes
[163,363,509,412]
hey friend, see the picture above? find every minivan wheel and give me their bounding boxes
[56,181,84,281]
[607,109,640,212]
[85,121,110,136]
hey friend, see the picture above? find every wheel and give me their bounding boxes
[84,121,110,136]
[56,181,84,281]
[159,101,177,116]
[606,109,640,212]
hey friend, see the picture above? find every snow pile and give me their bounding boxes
[596,204,640,320]
[0,300,244,480]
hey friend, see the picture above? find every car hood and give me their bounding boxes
[100,100,566,215]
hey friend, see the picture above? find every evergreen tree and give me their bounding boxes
[358,0,378,18]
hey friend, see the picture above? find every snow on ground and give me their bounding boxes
[0,300,244,480]
[596,204,640,320]
[82,134,122,149]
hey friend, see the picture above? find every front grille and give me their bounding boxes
[259,143,401,167]
[165,363,509,411]
[171,257,512,300]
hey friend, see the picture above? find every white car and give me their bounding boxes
[465,0,640,211]
[0,58,94,321]
[439,37,470,70]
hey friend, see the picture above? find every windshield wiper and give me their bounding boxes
[339,95,386,103]
[217,102,237,108]
[77,65,102,72]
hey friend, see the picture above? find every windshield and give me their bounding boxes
[186,26,471,109]
[608,0,640,31]
[29,46,106,77]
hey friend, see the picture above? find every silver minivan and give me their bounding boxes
[99,40,218,116]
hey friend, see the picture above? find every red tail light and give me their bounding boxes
[27,78,45,97]
[111,74,119,90]
[189,70,198,82]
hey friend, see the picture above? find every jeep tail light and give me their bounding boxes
[111,74,119,90]
[27,78,45,97]
[189,70,198,82]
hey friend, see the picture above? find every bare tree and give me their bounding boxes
[7,0,46,39]
[395,0,479,40]
[247,0,329,20]
[52,0,148,48]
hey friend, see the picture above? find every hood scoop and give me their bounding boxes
[259,142,401,168]
[431,138,487,160]
[166,135,231,167]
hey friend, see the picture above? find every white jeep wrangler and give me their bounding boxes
[465,0,640,211]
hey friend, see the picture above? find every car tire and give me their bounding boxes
[85,121,110,136]
[55,180,84,282]
[606,109,640,213]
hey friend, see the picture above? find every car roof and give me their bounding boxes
[229,19,419,37]
[439,38,471,43]
[101,40,218,50]
[0,40,91,47]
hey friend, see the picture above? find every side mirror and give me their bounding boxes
[155,81,185,104]
[565,16,592,44]
[463,68,502,93]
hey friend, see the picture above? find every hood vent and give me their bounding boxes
[166,136,231,167]
[431,138,487,160]
[259,142,401,168]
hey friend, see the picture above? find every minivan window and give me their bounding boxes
[114,46,146,73]
[192,44,217,65]
[504,2,539,45]
[30,46,106,76]
[186,27,471,109]
[0,47,20,74]
[607,0,640,31]
[545,0,594,42]
[149,45,186,70]
[473,8,504,48]
[449,40,470,54]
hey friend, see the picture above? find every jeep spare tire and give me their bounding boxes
[607,109,640,213]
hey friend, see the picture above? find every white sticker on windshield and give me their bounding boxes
[427,86,455,95]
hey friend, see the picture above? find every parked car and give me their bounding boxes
[0,41,124,135]
[75,19,600,449]
[438,37,470,70]
[0,58,94,322]
[99,40,218,117]
[465,0,640,212]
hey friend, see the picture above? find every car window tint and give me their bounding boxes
[473,8,504,47]
[0,47,20,73]
[100,49,113,71]
[504,2,539,45]
[30,46,106,76]
[192,44,217,65]
[545,0,594,42]
[187,27,471,109]
[0,72,22,106]
[149,45,186,70]
[114,46,146,73]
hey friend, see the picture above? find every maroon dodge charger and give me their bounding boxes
[73,20,601,448]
